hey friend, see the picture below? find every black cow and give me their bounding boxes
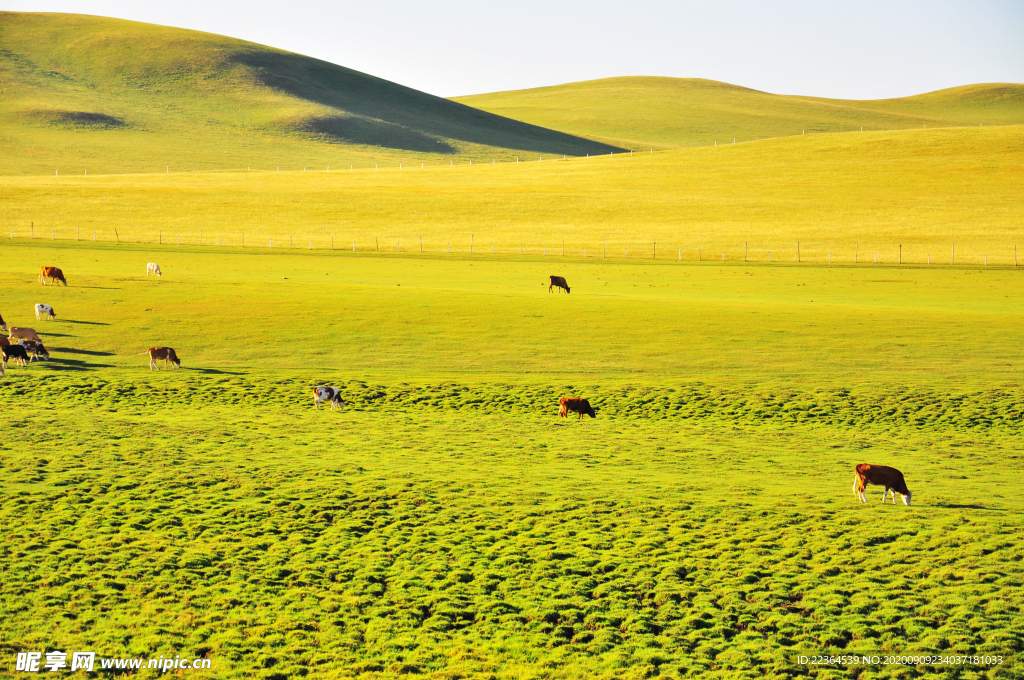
[549,275,570,294]
[2,344,30,368]
[0,312,6,332]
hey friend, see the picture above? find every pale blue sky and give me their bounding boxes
[2,0,1022,99]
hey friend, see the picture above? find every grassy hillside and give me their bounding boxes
[3,125,1022,264]
[454,76,1024,150]
[1,242,1022,678]
[0,12,620,175]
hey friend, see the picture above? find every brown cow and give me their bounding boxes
[549,276,570,294]
[559,397,596,419]
[143,347,181,370]
[0,336,9,347]
[39,266,67,286]
[0,312,6,332]
[9,327,41,343]
[854,464,912,505]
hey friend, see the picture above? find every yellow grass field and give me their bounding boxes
[2,126,1022,265]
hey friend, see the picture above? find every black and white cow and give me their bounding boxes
[2,344,30,368]
[19,340,49,361]
[313,386,347,410]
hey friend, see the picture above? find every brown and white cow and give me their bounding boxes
[39,266,68,286]
[549,275,570,294]
[559,397,596,419]
[143,347,181,370]
[313,386,347,411]
[147,263,162,277]
[35,304,56,321]
[854,464,912,505]
[19,339,49,361]
[9,327,41,343]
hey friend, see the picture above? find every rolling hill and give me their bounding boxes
[453,76,1024,150]
[0,12,621,175]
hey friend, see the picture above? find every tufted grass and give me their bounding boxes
[1,241,1023,678]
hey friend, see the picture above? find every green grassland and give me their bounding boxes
[454,77,1024,151]
[1,241,1023,678]
[0,12,619,176]
[2,125,1022,264]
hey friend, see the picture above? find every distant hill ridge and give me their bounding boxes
[453,76,1024,150]
[0,12,621,175]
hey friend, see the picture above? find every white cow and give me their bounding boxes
[35,304,56,321]
[313,386,347,411]
[147,263,162,277]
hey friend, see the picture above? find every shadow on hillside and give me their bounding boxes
[232,50,625,155]
[302,116,456,154]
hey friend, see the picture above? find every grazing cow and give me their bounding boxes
[9,327,41,343]
[559,397,596,419]
[18,339,49,361]
[0,312,6,332]
[39,266,68,286]
[854,464,912,506]
[313,386,347,410]
[143,347,181,370]
[549,275,570,294]
[35,304,56,321]
[0,337,9,347]
[147,263,162,277]
[2,344,30,368]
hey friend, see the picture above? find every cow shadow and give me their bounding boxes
[64,320,110,325]
[932,503,998,511]
[185,367,243,375]
[29,358,114,372]
[51,347,114,356]
[34,332,75,338]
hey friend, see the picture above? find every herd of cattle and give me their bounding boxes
[6,268,915,505]
[1,265,179,375]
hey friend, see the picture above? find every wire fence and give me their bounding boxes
[6,225,1021,267]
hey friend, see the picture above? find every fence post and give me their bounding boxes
[471,234,474,254]
[114,228,119,243]
[420,236,423,253]
[77,223,80,241]
[899,244,902,264]
[797,241,800,263]
[678,249,681,261]
[331,236,334,250]
[93,231,96,241]
[178,235,180,246]
[51,230,54,240]
[159,231,162,244]
[376,237,379,252]
[744,241,747,262]
[1016,244,1018,266]
[353,241,355,252]
[653,241,656,259]
[31,222,33,239]
[722,251,725,262]
[952,243,955,265]
[309,239,312,250]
